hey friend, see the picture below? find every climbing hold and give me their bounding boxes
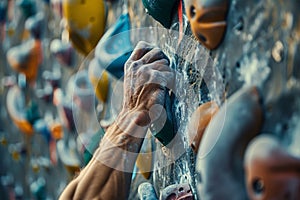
[62,105,76,132]
[138,182,158,200]
[160,183,194,200]
[1,76,16,88]
[50,0,63,18]
[25,12,45,39]
[244,135,300,200]
[0,135,7,146]
[196,86,263,200]
[50,122,63,140]
[42,71,61,89]
[17,0,36,19]
[272,41,284,63]
[72,70,94,112]
[136,134,153,179]
[18,73,27,89]
[50,39,76,68]
[1,174,14,188]
[14,185,24,199]
[53,88,76,131]
[0,1,7,24]
[62,0,106,55]
[185,0,229,50]
[150,91,175,146]
[88,58,110,103]
[95,12,132,79]
[31,159,40,173]
[142,0,178,28]
[33,119,51,143]
[187,101,219,153]
[83,128,105,165]
[30,177,46,200]
[49,140,58,165]
[8,143,27,161]
[57,139,81,176]
[6,86,33,135]
[35,84,53,103]
[25,100,41,125]
[7,39,42,84]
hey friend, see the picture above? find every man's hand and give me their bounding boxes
[121,41,174,126]
[59,41,174,200]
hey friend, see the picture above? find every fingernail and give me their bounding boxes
[162,59,169,64]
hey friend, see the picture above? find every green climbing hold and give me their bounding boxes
[150,91,176,146]
[142,0,178,28]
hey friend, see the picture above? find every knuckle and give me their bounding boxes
[131,60,141,69]
[152,48,164,56]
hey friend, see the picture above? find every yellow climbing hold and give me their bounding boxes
[62,0,106,55]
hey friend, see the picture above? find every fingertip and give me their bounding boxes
[154,58,169,66]
[136,41,155,51]
[129,42,154,61]
[163,55,170,64]
[161,58,170,65]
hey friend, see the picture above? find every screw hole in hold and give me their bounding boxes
[236,61,240,69]
[187,190,191,193]
[166,193,176,200]
[80,0,85,4]
[179,187,184,192]
[89,16,95,22]
[252,178,265,195]
[190,5,196,19]
[191,143,196,151]
[198,34,207,43]
[235,17,244,32]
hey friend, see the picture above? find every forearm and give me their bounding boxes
[59,41,173,200]
[59,110,149,200]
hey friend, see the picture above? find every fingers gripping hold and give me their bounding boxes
[125,41,170,73]
[122,41,175,120]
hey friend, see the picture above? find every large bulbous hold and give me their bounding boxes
[62,0,106,55]
[196,86,263,200]
[142,0,178,28]
[7,39,42,84]
[244,135,300,200]
[184,0,228,50]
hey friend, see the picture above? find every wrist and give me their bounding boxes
[94,109,149,172]
[101,109,150,152]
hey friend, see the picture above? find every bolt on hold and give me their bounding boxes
[272,41,284,62]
